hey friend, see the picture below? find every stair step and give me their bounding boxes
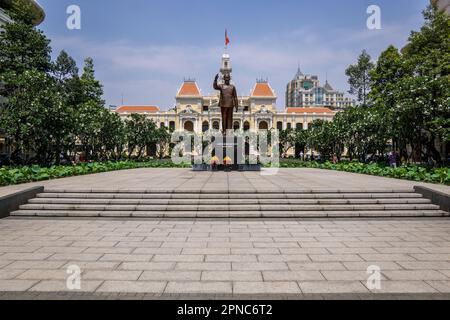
[11,189,448,219]
[44,189,416,194]
[36,193,424,200]
[28,198,432,205]
[11,210,449,218]
[19,203,441,212]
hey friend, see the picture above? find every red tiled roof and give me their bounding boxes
[286,107,334,114]
[251,82,275,97]
[178,81,201,96]
[116,106,160,114]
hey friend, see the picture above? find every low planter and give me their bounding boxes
[192,164,208,172]
[239,164,261,172]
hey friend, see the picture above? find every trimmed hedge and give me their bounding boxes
[0,160,191,186]
[1,160,449,187]
[277,160,450,185]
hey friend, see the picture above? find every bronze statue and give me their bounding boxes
[213,73,239,133]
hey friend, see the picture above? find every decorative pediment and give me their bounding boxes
[180,105,200,115]
[254,106,273,115]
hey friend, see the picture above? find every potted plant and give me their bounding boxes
[211,156,219,171]
[223,156,232,172]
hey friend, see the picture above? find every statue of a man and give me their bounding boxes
[213,73,239,133]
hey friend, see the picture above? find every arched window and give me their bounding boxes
[212,121,220,130]
[259,121,268,130]
[277,122,283,131]
[169,121,176,131]
[202,121,209,132]
[244,121,250,131]
[233,121,240,130]
[184,121,194,132]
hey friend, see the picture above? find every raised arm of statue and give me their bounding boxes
[213,74,221,91]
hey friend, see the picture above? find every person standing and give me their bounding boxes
[332,153,338,164]
[389,151,397,168]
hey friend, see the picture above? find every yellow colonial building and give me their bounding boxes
[116,82,337,133]
[116,53,339,134]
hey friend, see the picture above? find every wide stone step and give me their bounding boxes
[44,189,416,194]
[12,189,447,220]
[19,203,440,212]
[36,192,424,200]
[11,209,449,218]
[28,198,431,206]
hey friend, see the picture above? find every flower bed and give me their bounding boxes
[0,160,191,186]
[277,160,450,185]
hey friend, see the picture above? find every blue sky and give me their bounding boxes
[38,0,429,109]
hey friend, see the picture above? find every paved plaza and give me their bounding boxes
[0,169,449,298]
[1,168,449,196]
[1,218,450,298]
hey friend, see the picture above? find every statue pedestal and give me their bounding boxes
[216,136,239,171]
[191,134,261,172]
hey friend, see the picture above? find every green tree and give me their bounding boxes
[368,5,450,164]
[345,50,375,106]
[6,0,42,26]
[53,50,78,83]
[50,50,81,164]
[75,58,106,161]
[125,114,158,160]
[79,57,104,105]
[401,5,450,163]
[155,126,171,159]
[0,70,66,164]
[279,128,296,157]
[0,11,51,77]
[307,120,341,161]
[370,45,405,157]
[0,4,53,163]
[97,110,125,161]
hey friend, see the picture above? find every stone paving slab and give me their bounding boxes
[0,217,450,298]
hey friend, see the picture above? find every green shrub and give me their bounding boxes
[0,160,191,186]
[1,159,449,187]
[275,160,449,185]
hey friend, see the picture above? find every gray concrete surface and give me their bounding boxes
[0,169,449,197]
[0,217,450,297]
[0,168,449,298]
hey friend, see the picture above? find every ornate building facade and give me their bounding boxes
[116,53,338,134]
